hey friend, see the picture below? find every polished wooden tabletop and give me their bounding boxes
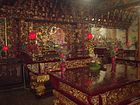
[49,64,139,96]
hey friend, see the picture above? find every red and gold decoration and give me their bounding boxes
[87,33,93,40]
[87,33,95,57]
[86,32,102,73]
[27,57,92,96]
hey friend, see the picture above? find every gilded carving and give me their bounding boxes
[101,82,140,105]
[59,82,89,104]
[28,58,92,96]
[91,96,99,105]
[53,90,77,105]
[27,58,92,73]
[65,58,92,69]
[59,82,99,105]
[53,82,100,105]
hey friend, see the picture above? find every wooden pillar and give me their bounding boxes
[138,13,140,79]
[126,29,128,45]
[112,29,116,40]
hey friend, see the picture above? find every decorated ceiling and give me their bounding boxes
[0,0,139,29]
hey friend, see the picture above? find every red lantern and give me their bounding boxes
[29,31,37,40]
[87,33,93,40]
[2,45,9,51]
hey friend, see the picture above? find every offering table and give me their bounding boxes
[49,66,140,105]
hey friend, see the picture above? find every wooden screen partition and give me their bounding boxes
[0,58,25,90]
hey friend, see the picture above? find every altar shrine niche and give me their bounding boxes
[19,19,89,62]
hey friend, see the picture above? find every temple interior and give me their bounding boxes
[0,0,140,105]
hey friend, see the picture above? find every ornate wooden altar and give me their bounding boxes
[49,66,140,105]
[27,57,92,96]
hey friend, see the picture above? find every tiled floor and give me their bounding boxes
[0,89,54,105]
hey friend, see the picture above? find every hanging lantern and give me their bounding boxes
[29,31,37,40]
[87,33,93,40]
[2,45,9,51]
